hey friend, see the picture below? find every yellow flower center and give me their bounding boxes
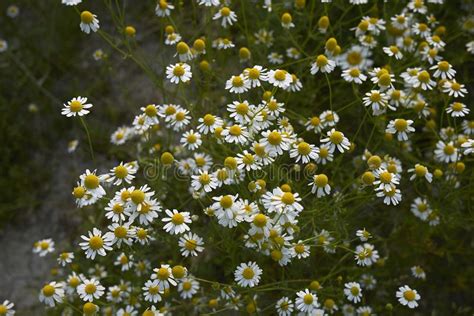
[248,68,260,79]
[157,267,170,280]
[220,7,231,16]
[347,51,362,66]
[314,174,328,187]
[42,284,55,297]
[229,125,242,136]
[114,226,127,238]
[187,134,197,143]
[89,236,104,250]
[185,239,197,250]
[294,244,305,254]
[418,70,430,83]
[316,55,328,67]
[403,290,416,301]
[268,131,282,145]
[253,214,267,227]
[80,11,94,24]
[350,286,359,296]
[172,213,185,225]
[173,65,185,76]
[85,283,96,294]
[131,190,145,204]
[281,192,295,205]
[114,165,128,179]
[329,131,343,144]
[176,42,189,54]
[379,171,392,183]
[444,144,455,155]
[297,142,311,155]
[220,195,233,208]
[394,119,408,131]
[452,102,463,111]
[274,70,287,81]
[303,294,314,304]
[203,114,215,126]
[242,267,255,279]
[232,76,244,87]
[84,174,99,189]
[235,103,249,115]
[415,165,427,176]
[69,100,83,112]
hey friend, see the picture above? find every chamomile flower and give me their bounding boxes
[344,282,362,303]
[225,75,250,94]
[290,141,319,163]
[178,277,200,299]
[262,187,303,215]
[77,278,105,302]
[79,11,99,34]
[162,209,191,235]
[443,80,468,97]
[213,6,237,27]
[356,229,371,242]
[155,0,174,17]
[0,300,15,316]
[408,164,433,182]
[39,282,64,307]
[33,238,55,257]
[267,69,292,89]
[80,169,106,200]
[385,118,415,141]
[79,227,114,260]
[430,60,456,79]
[376,185,402,205]
[396,285,420,309]
[411,266,426,280]
[243,66,268,87]
[295,289,319,313]
[228,100,253,123]
[61,96,93,117]
[197,114,223,134]
[462,139,474,155]
[57,252,74,266]
[166,63,192,84]
[191,170,218,192]
[363,90,388,115]
[446,102,470,117]
[342,68,367,84]
[276,296,294,316]
[234,262,262,287]
[0,40,8,53]
[143,280,162,303]
[410,197,432,221]
[151,264,177,290]
[106,162,137,185]
[260,130,291,156]
[434,140,458,163]
[354,243,379,266]
[310,55,336,74]
[310,174,331,197]
[321,129,351,153]
[181,130,202,150]
[236,151,260,171]
[383,45,404,59]
[179,232,204,257]
[222,124,250,145]
[290,241,310,259]
[373,168,400,191]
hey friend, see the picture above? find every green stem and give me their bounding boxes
[79,116,95,161]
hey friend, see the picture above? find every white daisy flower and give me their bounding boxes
[57,252,74,267]
[155,0,174,17]
[443,80,468,97]
[181,130,202,151]
[77,278,105,302]
[39,282,64,307]
[310,174,331,197]
[275,296,294,316]
[342,67,367,84]
[162,209,192,235]
[311,54,336,74]
[234,261,262,287]
[178,277,200,299]
[142,280,163,303]
[213,6,237,27]
[354,243,379,266]
[344,282,362,303]
[79,227,114,260]
[222,124,250,145]
[267,69,292,89]
[151,264,177,290]
[179,232,204,257]
[446,102,470,117]
[33,238,55,257]
[430,60,456,79]
[225,74,250,94]
[191,170,218,193]
[79,11,99,34]
[295,289,319,313]
[61,96,93,117]
[434,140,458,163]
[290,141,319,163]
[411,266,426,280]
[321,129,351,153]
[0,300,15,316]
[385,118,415,141]
[243,66,268,87]
[408,164,433,182]
[396,285,420,309]
[197,114,223,134]
[166,63,192,84]
[62,0,82,5]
